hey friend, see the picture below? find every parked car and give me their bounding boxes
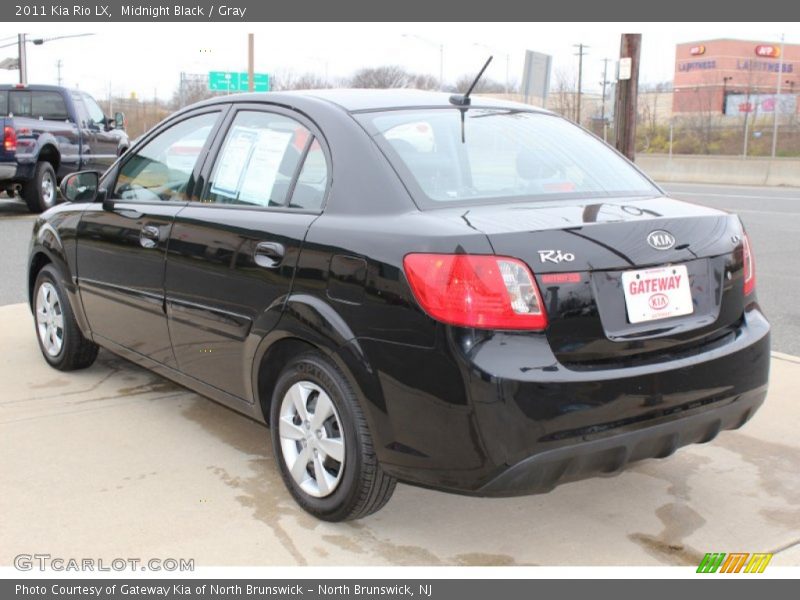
[27,90,770,521]
[0,84,129,212]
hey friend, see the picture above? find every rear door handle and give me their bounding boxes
[139,224,161,249]
[254,241,285,269]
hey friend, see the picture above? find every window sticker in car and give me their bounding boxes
[238,129,294,204]
[211,127,257,197]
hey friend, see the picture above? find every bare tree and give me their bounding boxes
[349,66,411,89]
[408,73,440,90]
[170,78,215,110]
[272,70,333,91]
[551,68,578,122]
[453,74,505,94]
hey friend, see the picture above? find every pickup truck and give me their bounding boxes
[0,84,129,212]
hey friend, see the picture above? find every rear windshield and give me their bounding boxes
[357,109,659,207]
[7,90,69,120]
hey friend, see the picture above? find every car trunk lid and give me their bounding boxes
[432,196,748,364]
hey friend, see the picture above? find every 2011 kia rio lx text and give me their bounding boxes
[27,89,770,521]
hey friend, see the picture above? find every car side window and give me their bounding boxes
[201,111,308,208]
[82,93,106,127]
[289,139,329,211]
[112,112,220,203]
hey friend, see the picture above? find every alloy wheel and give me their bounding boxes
[36,282,64,357]
[41,170,56,207]
[278,381,346,498]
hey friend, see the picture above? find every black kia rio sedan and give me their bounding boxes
[28,89,770,521]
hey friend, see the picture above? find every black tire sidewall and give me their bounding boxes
[33,266,73,368]
[25,162,57,213]
[270,353,365,521]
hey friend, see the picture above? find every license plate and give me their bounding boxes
[621,265,693,324]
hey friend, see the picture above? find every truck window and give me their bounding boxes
[0,92,7,116]
[82,93,106,126]
[31,92,69,121]
[9,91,31,117]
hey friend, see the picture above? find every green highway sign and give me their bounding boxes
[208,71,270,92]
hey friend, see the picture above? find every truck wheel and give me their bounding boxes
[33,264,99,371]
[23,162,58,213]
[271,351,396,521]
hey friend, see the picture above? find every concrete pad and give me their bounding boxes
[1,302,798,567]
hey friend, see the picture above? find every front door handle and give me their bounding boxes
[139,224,160,249]
[254,241,285,269]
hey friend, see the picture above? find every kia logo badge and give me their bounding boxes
[647,230,676,250]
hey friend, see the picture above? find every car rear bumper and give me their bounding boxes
[365,307,770,495]
[0,163,17,180]
[477,383,765,496]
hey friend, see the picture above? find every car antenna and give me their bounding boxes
[449,55,493,143]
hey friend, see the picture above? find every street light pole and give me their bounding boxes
[770,34,785,158]
[438,43,444,92]
[17,33,27,84]
[2,33,95,85]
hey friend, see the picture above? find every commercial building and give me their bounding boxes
[673,38,800,116]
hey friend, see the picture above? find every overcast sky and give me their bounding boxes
[1,22,797,101]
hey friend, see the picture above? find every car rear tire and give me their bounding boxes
[33,265,98,371]
[23,161,58,213]
[270,351,396,521]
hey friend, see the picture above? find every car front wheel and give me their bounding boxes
[33,265,99,370]
[271,351,396,521]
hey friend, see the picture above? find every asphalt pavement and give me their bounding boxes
[1,182,799,353]
[662,182,800,356]
[0,197,34,307]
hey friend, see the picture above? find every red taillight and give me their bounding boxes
[403,254,548,330]
[3,126,16,152]
[743,233,755,296]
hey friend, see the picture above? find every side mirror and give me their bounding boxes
[105,116,115,130]
[60,171,99,203]
[114,111,126,130]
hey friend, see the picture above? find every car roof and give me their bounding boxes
[201,88,550,114]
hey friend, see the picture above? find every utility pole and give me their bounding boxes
[770,34,785,158]
[600,58,611,141]
[573,43,588,124]
[247,33,254,92]
[17,34,28,84]
[614,33,641,161]
[56,59,63,86]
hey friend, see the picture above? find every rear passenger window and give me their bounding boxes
[289,139,328,210]
[203,111,307,207]
[0,92,7,116]
[31,92,69,120]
